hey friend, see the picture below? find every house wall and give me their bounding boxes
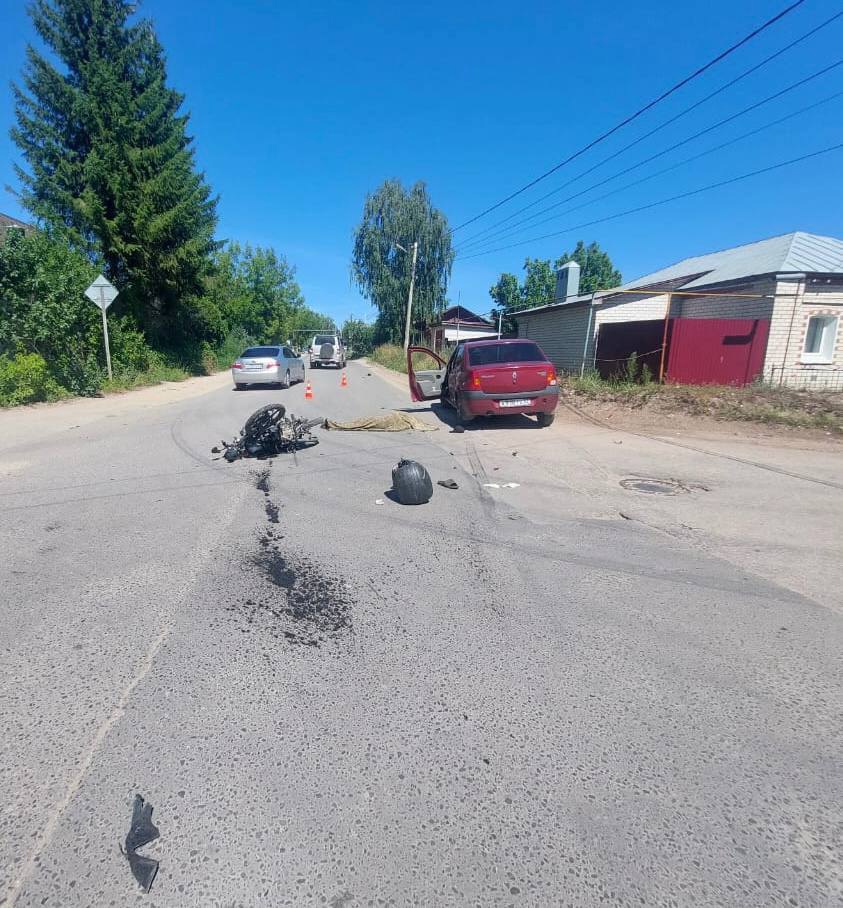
[673,278,775,319]
[516,275,843,387]
[516,304,591,373]
[764,277,843,389]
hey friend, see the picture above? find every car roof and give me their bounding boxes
[460,338,536,346]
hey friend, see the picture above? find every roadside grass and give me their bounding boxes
[370,343,443,374]
[563,372,843,434]
[99,359,193,394]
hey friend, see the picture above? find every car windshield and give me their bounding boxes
[241,346,279,358]
[468,342,545,365]
[314,336,336,346]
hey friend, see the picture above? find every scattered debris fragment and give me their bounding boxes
[216,404,322,461]
[323,412,437,432]
[122,794,159,893]
[512,451,518,456]
[375,498,385,505]
[392,459,434,505]
[452,425,466,434]
[483,482,520,489]
[437,478,459,490]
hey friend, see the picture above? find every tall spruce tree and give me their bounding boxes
[12,0,217,344]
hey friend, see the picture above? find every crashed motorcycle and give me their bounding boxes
[214,404,322,462]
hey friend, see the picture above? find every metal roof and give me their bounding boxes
[516,232,843,318]
[623,231,843,290]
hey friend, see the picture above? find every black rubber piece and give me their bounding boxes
[123,794,160,892]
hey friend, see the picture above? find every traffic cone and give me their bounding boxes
[304,381,313,400]
[340,371,348,388]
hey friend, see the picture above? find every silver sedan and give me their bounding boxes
[232,345,306,390]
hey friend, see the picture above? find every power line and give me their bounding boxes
[455,8,843,248]
[458,91,843,257]
[451,0,808,232]
[456,61,843,254]
[457,141,843,260]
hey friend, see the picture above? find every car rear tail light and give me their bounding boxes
[546,367,558,386]
[267,360,281,369]
[468,370,482,389]
[232,361,242,369]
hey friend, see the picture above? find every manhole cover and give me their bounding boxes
[620,478,687,495]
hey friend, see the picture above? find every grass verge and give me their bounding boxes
[563,373,843,435]
[370,343,443,374]
[99,360,193,393]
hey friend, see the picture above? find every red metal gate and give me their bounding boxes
[666,318,769,387]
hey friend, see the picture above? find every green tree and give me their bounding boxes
[521,258,556,308]
[489,272,520,312]
[341,317,375,356]
[0,228,156,394]
[488,272,520,336]
[488,240,623,332]
[12,0,217,345]
[351,179,454,344]
[555,240,622,295]
[205,241,332,349]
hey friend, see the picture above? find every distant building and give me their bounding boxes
[429,305,497,350]
[0,212,35,240]
[515,232,843,390]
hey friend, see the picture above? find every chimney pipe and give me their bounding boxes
[555,261,581,302]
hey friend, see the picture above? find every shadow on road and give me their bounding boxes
[396,403,541,431]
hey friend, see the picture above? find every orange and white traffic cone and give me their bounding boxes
[340,371,348,388]
[304,381,313,400]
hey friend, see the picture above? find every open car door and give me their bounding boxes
[407,346,447,402]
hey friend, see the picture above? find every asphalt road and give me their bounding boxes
[1,361,840,907]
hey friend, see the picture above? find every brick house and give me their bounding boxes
[0,212,35,239]
[515,232,843,389]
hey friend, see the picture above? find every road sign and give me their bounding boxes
[84,275,119,379]
[84,274,118,310]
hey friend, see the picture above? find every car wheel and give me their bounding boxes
[281,369,291,389]
[235,383,247,391]
[457,394,475,424]
[537,411,556,427]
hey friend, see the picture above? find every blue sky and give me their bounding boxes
[1,0,842,324]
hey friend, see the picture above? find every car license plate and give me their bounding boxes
[245,364,262,371]
[500,399,530,408]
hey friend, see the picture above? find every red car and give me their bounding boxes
[407,338,560,426]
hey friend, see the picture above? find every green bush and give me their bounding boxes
[0,353,66,406]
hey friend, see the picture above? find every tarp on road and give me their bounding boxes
[323,411,438,432]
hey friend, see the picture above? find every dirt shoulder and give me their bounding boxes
[561,381,843,448]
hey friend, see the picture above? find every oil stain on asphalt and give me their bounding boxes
[238,531,353,646]
[228,464,353,647]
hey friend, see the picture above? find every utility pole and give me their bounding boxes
[497,310,503,339]
[400,240,418,352]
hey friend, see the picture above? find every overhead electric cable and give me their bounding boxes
[457,142,843,260]
[451,1,808,232]
[457,62,843,254]
[455,8,843,247]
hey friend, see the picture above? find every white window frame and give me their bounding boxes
[801,314,839,364]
